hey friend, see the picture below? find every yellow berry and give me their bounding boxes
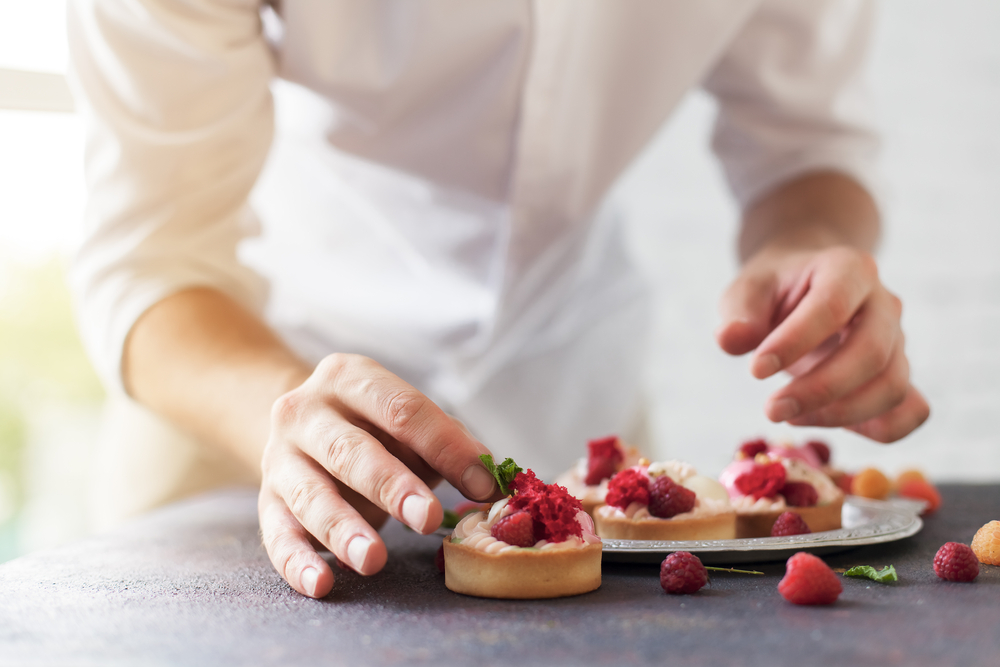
[851,468,891,500]
[971,520,1000,566]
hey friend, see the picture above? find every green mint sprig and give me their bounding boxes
[479,454,523,496]
[843,565,898,583]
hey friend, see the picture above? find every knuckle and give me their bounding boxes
[271,389,306,427]
[321,429,369,479]
[285,477,324,521]
[381,388,428,434]
[823,290,853,328]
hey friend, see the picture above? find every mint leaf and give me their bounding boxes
[479,454,523,496]
[844,565,898,583]
[440,509,461,530]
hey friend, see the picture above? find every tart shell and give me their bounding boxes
[593,508,737,540]
[734,493,845,538]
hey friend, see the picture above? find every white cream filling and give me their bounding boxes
[451,497,601,553]
[728,458,842,513]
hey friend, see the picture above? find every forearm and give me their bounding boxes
[124,287,312,473]
[739,171,881,262]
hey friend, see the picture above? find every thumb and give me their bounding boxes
[715,269,777,356]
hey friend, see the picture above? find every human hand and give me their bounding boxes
[716,244,930,443]
[257,353,500,598]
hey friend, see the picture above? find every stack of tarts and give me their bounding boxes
[592,460,737,540]
[443,457,602,599]
[719,439,845,538]
[553,435,642,515]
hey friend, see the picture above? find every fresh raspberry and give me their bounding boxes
[605,468,650,510]
[508,471,583,543]
[781,481,819,507]
[734,462,787,499]
[971,521,1000,566]
[770,511,812,537]
[739,439,769,459]
[834,472,854,495]
[435,544,445,573]
[648,475,696,518]
[933,542,980,582]
[584,436,625,485]
[490,510,537,547]
[898,479,942,515]
[778,552,842,605]
[851,468,890,500]
[804,440,831,465]
[660,551,708,594]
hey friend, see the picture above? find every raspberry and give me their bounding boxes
[605,468,650,510]
[490,510,537,547]
[771,511,812,537]
[739,439,769,459]
[778,552,842,605]
[435,544,445,573]
[897,479,941,515]
[851,468,890,500]
[934,542,980,582]
[971,521,1000,566]
[781,481,819,507]
[734,462,787,499]
[508,471,583,543]
[584,456,618,486]
[660,551,708,594]
[805,440,831,465]
[648,475,696,518]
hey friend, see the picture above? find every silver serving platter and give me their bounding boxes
[601,496,925,564]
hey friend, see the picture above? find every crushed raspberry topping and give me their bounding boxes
[508,470,583,543]
[584,436,624,485]
[739,439,769,459]
[734,462,787,499]
[605,468,650,510]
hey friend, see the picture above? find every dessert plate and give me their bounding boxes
[600,496,924,564]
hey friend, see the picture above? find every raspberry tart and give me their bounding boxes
[443,456,602,599]
[554,435,643,515]
[720,442,844,538]
[592,460,737,540]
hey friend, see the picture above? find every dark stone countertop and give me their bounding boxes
[0,484,997,667]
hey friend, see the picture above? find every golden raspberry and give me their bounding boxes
[895,469,926,489]
[851,468,890,500]
[971,520,1000,566]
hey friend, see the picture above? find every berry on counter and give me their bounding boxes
[660,551,709,594]
[897,479,942,515]
[778,552,842,605]
[771,511,812,537]
[490,510,537,548]
[851,468,890,500]
[933,542,980,582]
[648,475,696,519]
[971,521,1000,566]
[781,481,819,507]
[435,544,445,573]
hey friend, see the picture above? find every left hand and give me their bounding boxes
[715,243,930,443]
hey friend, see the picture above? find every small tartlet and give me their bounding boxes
[554,435,643,515]
[443,457,602,599]
[592,460,737,540]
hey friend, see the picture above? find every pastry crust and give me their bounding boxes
[734,493,844,538]
[443,538,602,599]
[593,508,737,541]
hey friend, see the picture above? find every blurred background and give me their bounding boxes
[0,0,997,562]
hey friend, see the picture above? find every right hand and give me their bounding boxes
[257,353,500,598]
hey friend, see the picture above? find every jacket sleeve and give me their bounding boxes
[703,0,881,208]
[67,0,275,393]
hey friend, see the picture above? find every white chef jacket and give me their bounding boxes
[67,0,879,500]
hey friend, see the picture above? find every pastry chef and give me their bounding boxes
[68,0,929,597]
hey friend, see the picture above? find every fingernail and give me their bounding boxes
[753,353,782,378]
[401,494,431,532]
[300,566,320,597]
[769,397,800,422]
[462,464,497,500]
[347,535,374,574]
